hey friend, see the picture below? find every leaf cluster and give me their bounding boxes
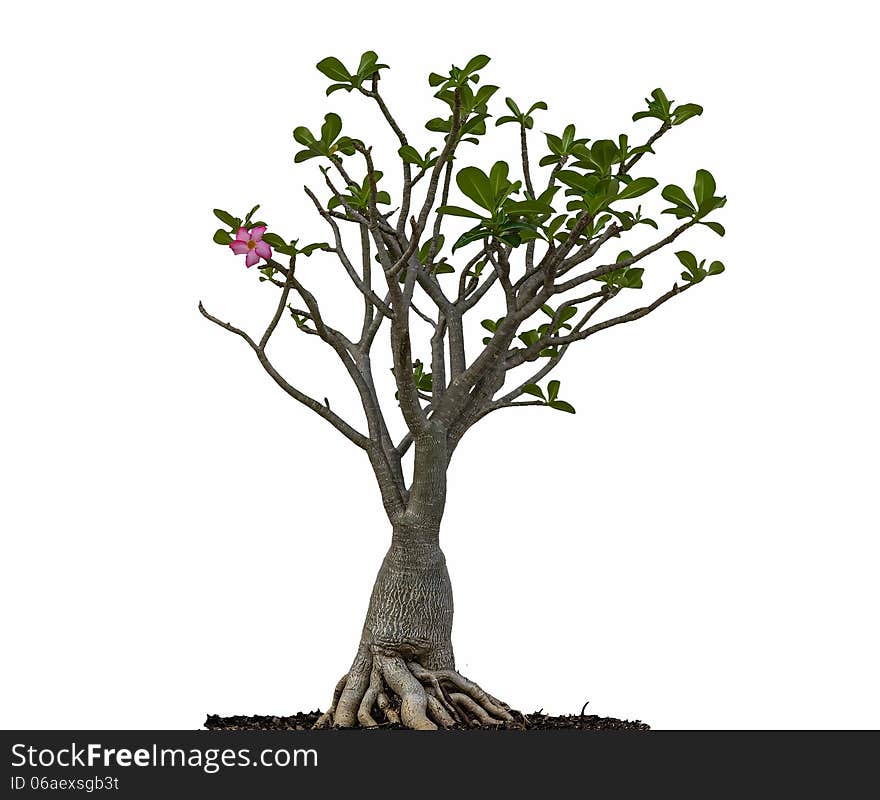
[293,113,357,163]
[439,162,556,250]
[496,96,547,129]
[632,88,703,127]
[522,380,576,413]
[661,169,727,236]
[675,251,725,283]
[316,51,389,94]
[426,55,497,145]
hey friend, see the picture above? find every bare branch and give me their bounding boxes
[198,301,370,449]
[304,186,393,318]
[259,254,297,351]
[360,76,413,237]
[416,89,462,232]
[501,290,615,379]
[547,282,692,347]
[554,220,696,295]
[619,121,671,175]
[520,124,535,198]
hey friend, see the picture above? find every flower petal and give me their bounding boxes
[249,225,267,242]
[245,249,260,267]
[235,227,250,242]
[254,241,272,259]
[230,240,249,255]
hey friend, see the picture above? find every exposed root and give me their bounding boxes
[425,692,456,728]
[449,692,503,725]
[313,651,517,730]
[376,691,399,724]
[376,654,436,730]
[313,673,347,729]
[356,662,383,728]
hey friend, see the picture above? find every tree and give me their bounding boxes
[200,52,727,730]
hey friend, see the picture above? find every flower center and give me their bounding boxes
[247,240,256,250]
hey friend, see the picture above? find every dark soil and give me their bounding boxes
[205,710,649,731]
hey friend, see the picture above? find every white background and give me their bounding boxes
[2,0,878,730]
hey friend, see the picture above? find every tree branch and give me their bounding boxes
[198,301,370,450]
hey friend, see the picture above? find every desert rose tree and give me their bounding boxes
[201,52,726,729]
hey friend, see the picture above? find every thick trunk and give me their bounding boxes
[363,424,452,664]
[360,520,455,668]
[316,425,514,729]
[346,426,454,702]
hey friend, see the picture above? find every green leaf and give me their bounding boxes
[475,84,499,105]
[589,139,618,173]
[504,198,553,216]
[522,384,545,400]
[452,225,492,252]
[693,169,716,210]
[213,209,239,228]
[545,214,568,237]
[299,242,329,256]
[675,250,698,271]
[556,170,596,193]
[426,117,451,133]
[398,145,422,164]
[616,177,658,201]
[437,205,484,219]
[547,380,560,402]
[661,184,695,211]
[316,57,351,82]
[673,103,703,125]
[707,260,725,275]
[488,161,510,200]
[261,232,286,248]
[321,113,342,145]
[623,267,644,288]
[702,221,726,237]
[456,166,495,211]
[463,54,491,74]
[293,126,316,146]
[356,51,384,80]
[549,400,576,414]
[651,88,671,114]
[545,133,563,156]
[559,306,577,323]
[428,72,446,87]
[213,228,232,245]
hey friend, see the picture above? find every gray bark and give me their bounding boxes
[355,423,454,670]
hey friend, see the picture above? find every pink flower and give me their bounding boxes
[229,226,272,267]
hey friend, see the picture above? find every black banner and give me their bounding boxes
[1,730,876,796]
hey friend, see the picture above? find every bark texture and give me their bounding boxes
[315,427,514,729]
